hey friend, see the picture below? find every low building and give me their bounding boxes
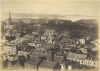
[18,51,24,56]
[2,54,18,61]
[18,51,30,57]
[3,44,17,55]
[7,55,18,61]
[39,60,61,71]
[25,59,41,70]
[67,52,87,61]
[80,59,97,67]
[35,48,46,53]
[79,39,85,45]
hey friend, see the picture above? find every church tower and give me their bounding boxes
[9,11,12,25]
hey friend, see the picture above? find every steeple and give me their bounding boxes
[9,11,12,25]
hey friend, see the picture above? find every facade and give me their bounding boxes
[79,39,85,45]
[2,54,18,61]
[18,51,30,57]
[80,59,97,67]
[3,44,17,55]
[42,29,56,44]
[44,30,55,36]
[7,55,18,61]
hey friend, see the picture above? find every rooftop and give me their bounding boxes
[26,59,41,66]
[39,60,58,69]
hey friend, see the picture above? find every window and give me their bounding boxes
[82,61,83,63]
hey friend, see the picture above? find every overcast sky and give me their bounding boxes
[0,0,99,17]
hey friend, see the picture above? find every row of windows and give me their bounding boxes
[80,60,97,66]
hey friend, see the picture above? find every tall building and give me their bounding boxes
[5,11,13,31]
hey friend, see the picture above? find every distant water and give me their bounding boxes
[0,15,97,22]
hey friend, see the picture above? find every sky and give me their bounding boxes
[0,0,99,17]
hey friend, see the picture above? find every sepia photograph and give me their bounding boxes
[0,0,99,71]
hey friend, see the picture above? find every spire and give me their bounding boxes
[9,10,12,25]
